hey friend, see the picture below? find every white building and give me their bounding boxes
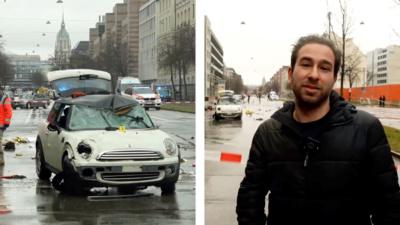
[204,16,224,98]
[139,0,157,85]
[367,45,400,86]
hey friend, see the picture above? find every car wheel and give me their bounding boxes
[161,182,176,195]
[156,107,161,110]
[144,107,149,110]
[36,139,52,180]
[26,103,31,109]
[43,105,47,109]
[213,113,221,121]
[53,155,86,195]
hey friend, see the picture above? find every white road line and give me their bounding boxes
[24,109,33,124]
[150,116,183,123]
[150,116,169,121]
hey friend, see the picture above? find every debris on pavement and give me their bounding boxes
[15,153,23,157]
[245,109,254,116]
[14,136,29,144]
[0,175,27,179]
[3,141,15,151]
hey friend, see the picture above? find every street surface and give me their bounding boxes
[0,105,195,225]
[205,97,400,225]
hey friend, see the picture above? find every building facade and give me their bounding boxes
[54,14,71,69]
[127,0,148,77]
[205,16,224,98]
[139,0,157,85]
[270,66,290,98]
[7,54,51,88]
[367,45,400,86]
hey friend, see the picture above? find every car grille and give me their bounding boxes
[97,150,163,161]
[101,172,160,181]
[144,98,155,101]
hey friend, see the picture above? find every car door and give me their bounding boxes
[45,104,70,171]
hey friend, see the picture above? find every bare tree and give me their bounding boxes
[94,38,128,92]
[158,24,195,101]
[31,71,46,87]
[343,49,361,100]
[177,24,195,100]
[69,53,97,70]
[338,0,352,97]
[327,0,363,98]
[158,34,179,100]
[0,46,14,88]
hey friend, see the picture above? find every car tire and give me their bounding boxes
[156,107,161,110]
[213,113,221,121]
[161,182,176,195]
[43,105,47,109]
[55,155,86,195]
[144,107,149,110]
[26,103,31,109]
[36,139,52,180]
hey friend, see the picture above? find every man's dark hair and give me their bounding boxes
[290,34,342,77]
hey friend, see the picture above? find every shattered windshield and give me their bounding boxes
[218,97,241,105]
[68,105,155,130]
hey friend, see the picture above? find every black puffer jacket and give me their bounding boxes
[236,92,400,225]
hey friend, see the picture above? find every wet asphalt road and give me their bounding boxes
[205,97,400,225]
[0,106,195,225]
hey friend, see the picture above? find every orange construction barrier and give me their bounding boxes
[336,84,400,104]
[220,152,242,163]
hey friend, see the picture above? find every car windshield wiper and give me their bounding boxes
[105,127,119,131]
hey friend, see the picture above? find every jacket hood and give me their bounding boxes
[271,91,356,136]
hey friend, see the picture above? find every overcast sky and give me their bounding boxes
[203,0,400,85]
[0,0,123,60]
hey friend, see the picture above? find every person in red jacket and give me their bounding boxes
[0,88,13,166]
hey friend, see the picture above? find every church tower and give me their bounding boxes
[54,13,71,69]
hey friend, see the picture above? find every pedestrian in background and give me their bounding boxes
[382,95,386,108]
[0,88,13,166]
[379,95,383,107]
[236,34,400,225]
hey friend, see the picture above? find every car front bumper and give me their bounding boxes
[69,158,179,187]
[216,112,242,118]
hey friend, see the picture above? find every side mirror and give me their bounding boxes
[47,122,61,134]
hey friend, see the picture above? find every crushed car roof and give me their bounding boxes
[56,94,139,110]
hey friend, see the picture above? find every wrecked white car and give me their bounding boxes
[214,96,243,120]
[35,94,180,195]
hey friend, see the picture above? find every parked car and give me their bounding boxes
[35,94,180,195]
[268,91,279,101]
[214,96,242,120]
[12,94,50,109]
[123,86,162,110]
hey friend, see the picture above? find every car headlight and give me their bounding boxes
[77,141,92,159]
[164,138,177,156]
